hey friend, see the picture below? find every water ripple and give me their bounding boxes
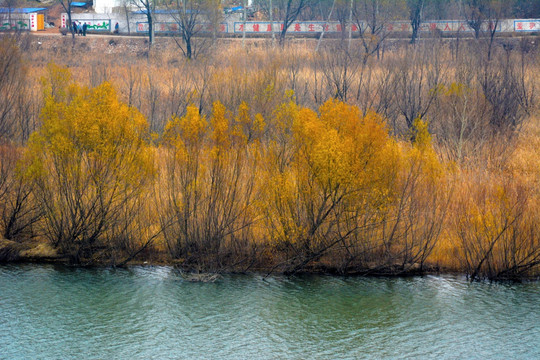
[0,265,538,359]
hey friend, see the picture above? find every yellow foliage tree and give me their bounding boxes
[25,72,155,263]
[261,99,402,273]
[377,117,449,271]
[160,101,258,270]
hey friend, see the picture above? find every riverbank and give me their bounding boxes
[1,238,534,281]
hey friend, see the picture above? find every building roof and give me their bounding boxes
[133,9,202,14]
[0,8,47,13]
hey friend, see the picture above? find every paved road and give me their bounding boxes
[29,28,539,43]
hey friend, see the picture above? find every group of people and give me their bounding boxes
[72,21,88,36]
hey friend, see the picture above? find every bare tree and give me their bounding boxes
[270,0,275,44]
[58,0,76,39]
[169,0,220,59]
[121,0,132,35]
[0,36,26,142]
[132,0,155,45]
[463,0,489,39]
[463,0,509,61]
[170,0,203,59]
[334,0,350,42]
[390,43,443,133]
[315,0,335,51]
[253,0,279,44]
[352,0,397,60]
[407,0,424,44]
[318,44,359,102]
[205,0,223,43]
[277,0,312,46]
[479,47,530,132]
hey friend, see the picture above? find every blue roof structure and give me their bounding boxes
[133,9,201,14]
[0,8,47,13]
[71,2,87,6]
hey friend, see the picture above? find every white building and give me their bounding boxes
[93,0,124,14]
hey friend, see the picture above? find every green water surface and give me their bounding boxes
[0,265,538,359]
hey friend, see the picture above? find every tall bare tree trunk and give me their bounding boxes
[242,0,247,47]
[348,0,353,51]
[270,0,275,46]
[124,4,131,35]
[316,0,335,52]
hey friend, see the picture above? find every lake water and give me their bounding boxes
[1,264,538,359]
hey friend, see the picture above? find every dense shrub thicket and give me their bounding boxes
[0,34,538,280]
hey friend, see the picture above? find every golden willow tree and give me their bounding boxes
[159,101,263,271]
[23,65,155,264]
[260,99,400,273]
[259,99,448,274]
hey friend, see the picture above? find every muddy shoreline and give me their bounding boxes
[3,238,535,282]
